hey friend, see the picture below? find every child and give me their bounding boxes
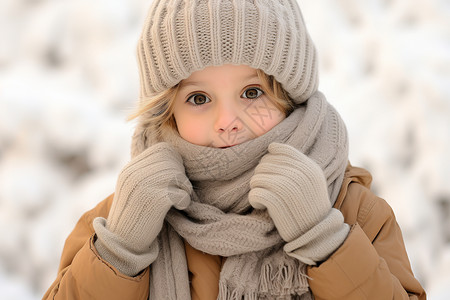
[44,0,426,299]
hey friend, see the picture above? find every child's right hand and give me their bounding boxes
[93,142,193,276]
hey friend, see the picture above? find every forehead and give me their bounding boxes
[181,64,259,87]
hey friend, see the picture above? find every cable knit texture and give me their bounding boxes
[93,142,192,276]
[136,0,317,103]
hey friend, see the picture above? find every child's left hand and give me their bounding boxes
[249,143,349,264]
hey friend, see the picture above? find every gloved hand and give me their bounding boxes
[249,143,349,265]
[93,142,193,276]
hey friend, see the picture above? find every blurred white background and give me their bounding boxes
[0,0,449,299]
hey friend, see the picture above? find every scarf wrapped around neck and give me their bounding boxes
[131,91,349,299]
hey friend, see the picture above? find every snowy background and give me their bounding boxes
[0,0,449,299]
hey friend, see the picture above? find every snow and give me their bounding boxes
[0,0,449,298]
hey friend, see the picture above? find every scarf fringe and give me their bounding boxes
[259,259,310,298]
[218,282,259,300]
[218,261,310,300]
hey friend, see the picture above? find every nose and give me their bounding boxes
[213,100,242,133]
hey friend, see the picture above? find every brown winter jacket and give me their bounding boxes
[43,165,426,299]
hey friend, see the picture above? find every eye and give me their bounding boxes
[187,93,211,105]
[242,87,264,99]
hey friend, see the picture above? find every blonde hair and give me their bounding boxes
[128,70,294,140]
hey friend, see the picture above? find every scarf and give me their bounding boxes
[131,91,349,299]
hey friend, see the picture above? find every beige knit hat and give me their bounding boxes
[137,0,318,104]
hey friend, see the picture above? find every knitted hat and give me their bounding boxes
[137,0,318,104]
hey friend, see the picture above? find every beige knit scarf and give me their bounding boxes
[131,92,349,300]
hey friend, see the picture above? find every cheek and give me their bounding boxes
[175,115,209,145]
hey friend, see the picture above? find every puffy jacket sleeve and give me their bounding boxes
[307,170,426,299]
[42,194,150,300]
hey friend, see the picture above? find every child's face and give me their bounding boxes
[172,64,286,148]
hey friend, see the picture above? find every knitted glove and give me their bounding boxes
[249,143,349,265]
[93,142,193,276]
